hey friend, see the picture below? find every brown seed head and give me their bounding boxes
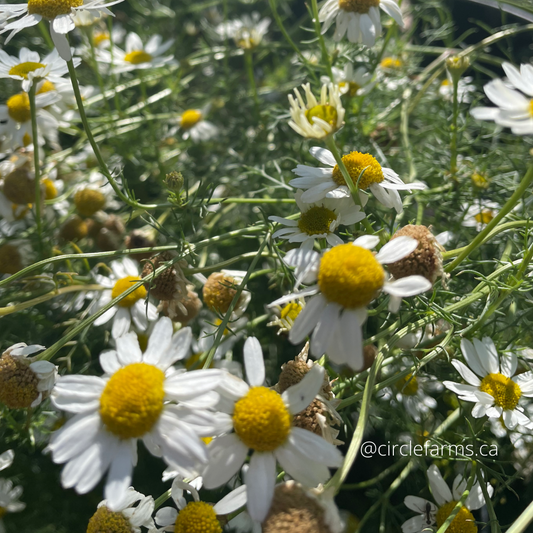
[3,167,35,205]
[203,272,240,314]
[60,215,88,241]
[86,505,133,533]
[0,354,39,409]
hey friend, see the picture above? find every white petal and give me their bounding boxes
[375,236,418,264]
[213,484,247,515]
[427,465,452,506]
[451,361,481,386]
[165,369,223,401]
[244,337,265,387]
[383,276,432,297]
[473,338,499,374]
[289,294,327,344]
[202,434,249,489]
[283,364,324,414]
[116,333,143,365]
[460,338,486,377]
[246,453,276,522]
[289,427,343,466]
[105,442,135,511]
[143,317,173,366]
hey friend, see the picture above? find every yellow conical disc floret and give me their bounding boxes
[318,244,385,308]
[395,374,419,396]
[203,272,240,314]
[111,276,147,308]
[435,501,477,533]
[27,0,83,19]
[9,62,45,79]
[305,105,338,128]
[181,110,202,130]
[174,502,222,533]
[7,93,31,123]
[74,187,106,216]
[298,206,337,235]
[233,386,292,451]
[124,50,153,64]
[37,80,56,94]
[99,363,165,439]
[338,0,380,13]
[86,505,132,533]
[480,373,522,410]
[331,152,384,190]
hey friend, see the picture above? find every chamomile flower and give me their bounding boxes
[461,201,499,231]
[267,299,305,335]
[0,0,123,59]
[269,190,365,250]
[471,62,533,135]
[0,342,56,409]
[91,257,158,339]
[438,76,475,104]
[402,465,492,533]
[153,477,243,532]
[97,32,176,74]
[48,320,223,509]
[318,0,404,46]
[271,236,432,369]
[0,478,25,531]
[87,487,155,533]
[202,337,343,522]
[443,337,533,430]
[321,63,375,97]
[290,147,426,213]
[177,106,219,142]
[288,83,344,140]
[0,47,79,92]
[215,12,271,49]
[0,90,60,150]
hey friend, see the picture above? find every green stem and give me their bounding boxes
[153,489,171,510]
[446,163,533,272]
[86,28,110,113]
[450,75,460,180]
[310,0,333,79]
[479,470,501,533]
[507,500,533,533]
[244,49,260,118]
[38,21,54,49]
[29,85,43,255]
[66,59,156,210]
[325,136,374,234]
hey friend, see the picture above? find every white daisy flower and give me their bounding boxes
[202,337,343,522]
[215,11,271,49]
[318,0,404,46]
[321,63,375,97]
[87,487,155,533]
[271,236,432,370]
[443,337,533,430]
[0,0,123,60]
[402,465,492,533]
[177,106,219,142]
[471,62,533,135]
[0,477,25,531]
[269,190,365,250]
[438,76,475,104]
[47,319,223,509]
[290,147,426,213]
[91,257,158,339]
[461,201,499,231]
[0,47,80,92]
[288,83,345,140]
[0,342,56,409]
[0,451,13,472]
[154,477,244,532]
[97,32,176,74]
[0,90,60,150]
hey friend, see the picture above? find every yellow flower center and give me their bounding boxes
[339,81,361,97]
[8,62,46,79]
[318,244,384,308]
[471,173,489,189]
[93,31,110,46]
[181,109,202,130]
[332,151,384,190]
[474,210,494,225]
[86,505,132,533]
[23,132,33,146]
[203,272,238,314]
[436,501,477,533]
[37,80,56,94]
[380,57,402,69]
[441,79,451,87]
[42,178,58,200]
[280,302,302,322]
[0,354,40,409]
[7,93,31,123]
[529,99,533,117]
[395,373,419,396]
[298,206,337,235]
[27,0,83,19]
[99,363,165,439]
[479,373,522,410]
[233,386,292,452]
[0,507,6,519]
[111,276,147,308]
[338,0,380,13]
[74,187,106,216]
[305,104,338,128]
[3,167,35,205]
[124,50,153,65]
[201,436,213,445]
[174,502,222,533]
